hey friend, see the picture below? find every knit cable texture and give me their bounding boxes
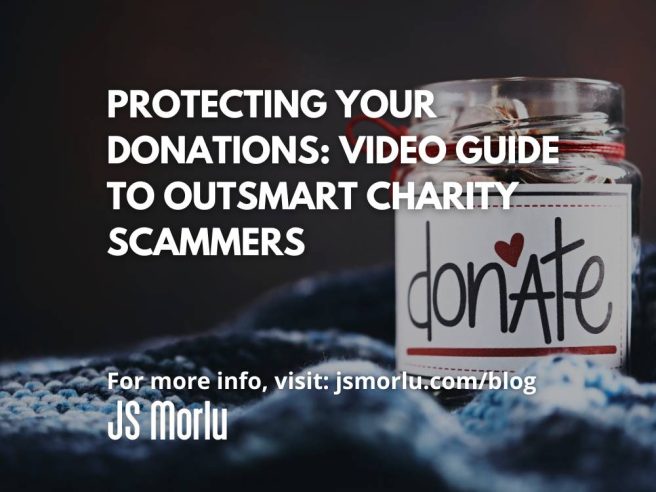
[1,245,655,491]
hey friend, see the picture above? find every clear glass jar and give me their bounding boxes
[394,78,642,406]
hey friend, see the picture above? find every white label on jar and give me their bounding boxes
[395,183,632,378]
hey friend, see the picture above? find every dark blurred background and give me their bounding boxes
[0,0,654,359]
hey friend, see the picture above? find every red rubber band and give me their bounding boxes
[345,115,627,183]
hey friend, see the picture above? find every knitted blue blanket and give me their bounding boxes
[1,245,655,491]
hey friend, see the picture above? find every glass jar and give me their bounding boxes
[392,78,641,406]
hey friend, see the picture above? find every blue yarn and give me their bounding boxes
[0,247,655,491]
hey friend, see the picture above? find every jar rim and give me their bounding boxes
[412,77,624,141]
[418,76,622,92]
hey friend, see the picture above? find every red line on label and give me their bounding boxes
[406,346,617,357]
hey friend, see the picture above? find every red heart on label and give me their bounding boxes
[494,233,524,267]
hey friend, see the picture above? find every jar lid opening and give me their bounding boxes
[414,77,625,142]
